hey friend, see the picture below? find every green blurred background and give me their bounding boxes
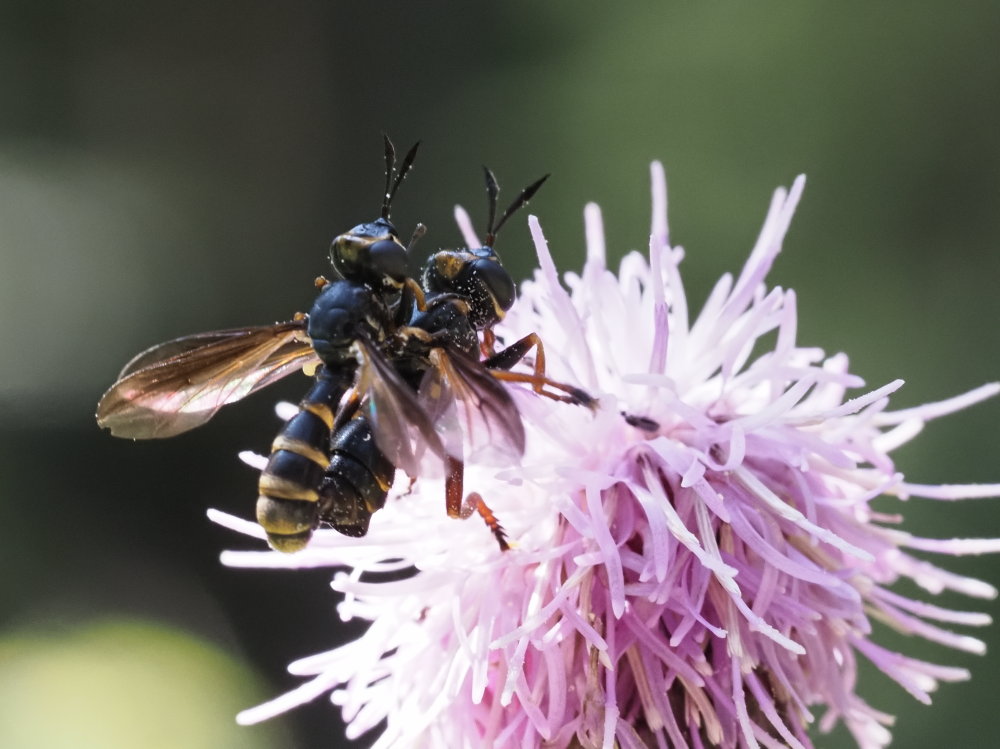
[2,2,998,747]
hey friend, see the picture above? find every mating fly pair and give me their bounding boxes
[97,137,595,552]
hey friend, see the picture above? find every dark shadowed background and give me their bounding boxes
[2,2,998,747]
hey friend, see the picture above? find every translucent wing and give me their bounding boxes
[419,347,526,464]
[115,330,252,379]
[96,322,317,439]
[354,338,447,477]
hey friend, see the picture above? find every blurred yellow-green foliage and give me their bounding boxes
[0,619,290,749]
[1,2,998,747]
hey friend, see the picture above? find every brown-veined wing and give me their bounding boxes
[353,338,449,478]
[96,322,317,439]
[418,346,526,465]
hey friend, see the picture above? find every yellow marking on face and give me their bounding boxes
[436,252,466,280]
[333,234,370,264]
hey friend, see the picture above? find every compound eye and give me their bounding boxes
[474,258,516,315]
[367,238,408,285]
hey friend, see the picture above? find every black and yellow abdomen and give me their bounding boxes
[256,366,353,552]
[318,416,395,537]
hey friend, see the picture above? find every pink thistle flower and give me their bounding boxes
[211,165,1000,748]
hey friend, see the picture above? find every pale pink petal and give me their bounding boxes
[212,169,1000,749]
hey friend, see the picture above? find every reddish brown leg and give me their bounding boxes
[330,386,363,434]
[399,475,418,497]
[483,333,596,408]
[480,327,498,359]
[403,277,427,312]
[394,278,427,328]
[445,456,510,550]
[465,492,509,551]
[483,332,545,377]
[489,369,597,408]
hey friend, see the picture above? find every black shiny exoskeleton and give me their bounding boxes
[377,167,594,547]
[98,136,424,552]
[254,278,392,551]
[96,140,596,553]
[266,164,593,552]
[422,168,546,329]
[328,139,421,294]
[252,138,426,551]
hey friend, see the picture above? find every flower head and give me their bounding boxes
[212,164,1000,748]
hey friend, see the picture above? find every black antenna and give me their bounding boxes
[381,135,396,219]
[381,135,421,220]
[483,169,549,245]
[483,167,500,245]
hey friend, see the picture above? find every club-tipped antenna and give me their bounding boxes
[406,222,427,253]
[381,135,420,220]
[483,169,549,245]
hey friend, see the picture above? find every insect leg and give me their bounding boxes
[483,332,596,406]
[483,331,547,375]
[446,456,510,551]
[480,327,498,358]
[395,277,428,328]
[331,384,364,435]
[488,367,598,409]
